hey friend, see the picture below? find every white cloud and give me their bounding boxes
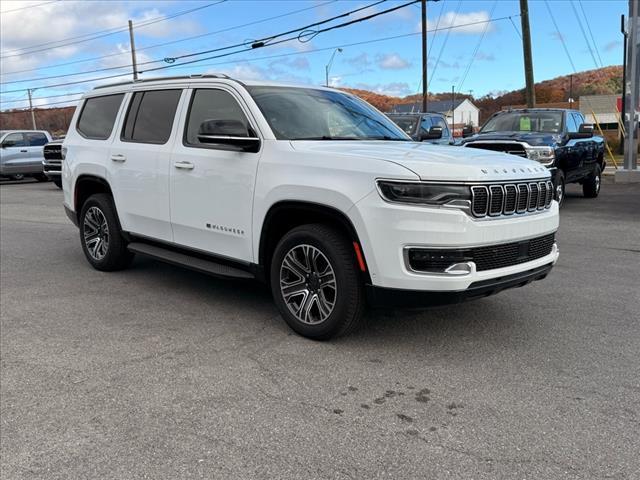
[353,82,412,97]
[345,53,371,70]
[418,10,495,35]
[377,53,411,70]
[603,40,622,52]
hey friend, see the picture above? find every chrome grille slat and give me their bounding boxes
[471,180,553,219]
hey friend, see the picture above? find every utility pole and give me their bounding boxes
[568,74,573,103]
[128,20,138,81]
[27,89,36,129]
[519,0,536,107]
[618,0,639,182]
[421,0,427,112]
[451,85,455,136]
[621,14,628,154]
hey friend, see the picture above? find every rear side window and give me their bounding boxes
[122,89,182,144]
[25,132,48,146]
[77,94,124,140]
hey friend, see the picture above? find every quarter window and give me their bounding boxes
[77,94,125,140]
[122,89,182,144]
[185,89,252,147]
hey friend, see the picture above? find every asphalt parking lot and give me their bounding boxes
[1,178,639,479]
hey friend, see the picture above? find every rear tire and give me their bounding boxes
[79,193,133,271]
[53,178,62,189]
[270,224,365,340]
[583,164,601,198]
[555,169,566,207]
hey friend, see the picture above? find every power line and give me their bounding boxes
[577,0,603,67]
[0,97,81,111]
[1,91,85,104]
[1,14,519,97]
[544,0,577,73]
[457,0,497,92]
[0,0,59,14]
[428,0,462,90]
[0,1,226,59]
[0,1,338,77]
[569,0,599,68]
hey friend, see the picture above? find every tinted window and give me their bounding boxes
[2,133,26,147]
[387,116,419,135]
[565,113,578,133]
[25,132,48,146]
[482,111,563,134]
[122,89,182,144]
[185,89,251,147]
[77,94,124,140]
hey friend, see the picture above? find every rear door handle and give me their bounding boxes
[110,154,126,163]
[173,161,194,170]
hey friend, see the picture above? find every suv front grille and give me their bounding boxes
[471,180,553,218]
[406,233,556,273]
[44,144,62,160]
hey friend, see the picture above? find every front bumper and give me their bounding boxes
[366,262,554,307]
[42,160,62,179]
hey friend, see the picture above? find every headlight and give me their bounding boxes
[526,146,555,165]
[377,181,471,205]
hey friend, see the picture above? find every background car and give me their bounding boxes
[386,112,454,144]
[43,140,63,189]
[0,130,52,182]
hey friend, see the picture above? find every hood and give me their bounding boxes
[462,131,561,147]
[290,140,549,182]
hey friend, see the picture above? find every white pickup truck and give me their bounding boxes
[61,75,559,339]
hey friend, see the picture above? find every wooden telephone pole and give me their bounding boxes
[520,0,536,107]
[421,0,427,112]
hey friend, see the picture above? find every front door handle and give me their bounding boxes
[20,149,28,153]
[174,161,194,170]
[110,154,126,163]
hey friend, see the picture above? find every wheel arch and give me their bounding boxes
[258,201,371,284]
[74,175,114,222]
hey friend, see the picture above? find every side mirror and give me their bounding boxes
[462,125,474,138]
[568,123,594,139]
[197,119,260,152]
[421,126,443,141]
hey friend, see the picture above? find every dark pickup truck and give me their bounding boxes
[461,109,605,205]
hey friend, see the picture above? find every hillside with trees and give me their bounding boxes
[0,66,623,134]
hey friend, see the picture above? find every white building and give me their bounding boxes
[390,98,480,127]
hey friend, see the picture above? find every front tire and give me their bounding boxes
[79,193,133,271]
[34,174,49,182]
[583,164,601,198]
[270,224,365,340]
[53,178,62,189]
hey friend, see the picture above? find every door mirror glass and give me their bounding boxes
[198,119,250,138]
[462,125,474,137]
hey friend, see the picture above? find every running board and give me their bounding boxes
[127,242,254,279]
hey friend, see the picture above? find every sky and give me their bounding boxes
[0,0,628,111]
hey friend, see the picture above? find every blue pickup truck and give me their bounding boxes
[461,109,605,206]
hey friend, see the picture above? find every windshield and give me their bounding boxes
[387,116,419,136]
[248,86,410,141]
[482,111,563,134]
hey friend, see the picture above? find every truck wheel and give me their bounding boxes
[10,174,24,181]
[270,224,365,340]
[79,193,133,271]
[555,169,565,207]
[53,178,62,189]
[583,164,601,198]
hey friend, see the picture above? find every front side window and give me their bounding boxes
[419,117,433,136]
[572,113,585,130]
[25,132,48,146]
[122,89,182,144]
[249,86,409,141]
[482,111,563,134]
[77,94,124,140]
[430,116,449,135]
[2,133,26,147]
[185,89,252,147]
[565,113,578,133]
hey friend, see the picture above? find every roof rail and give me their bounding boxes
[93,73,233,90]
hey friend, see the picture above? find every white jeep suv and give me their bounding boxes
[62,75,559,339]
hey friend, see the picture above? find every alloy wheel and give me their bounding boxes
[279,244,337,325]
[83,206,110,261]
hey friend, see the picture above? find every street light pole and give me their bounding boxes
[621,14,628,154]
[622,0,638,174]
[325,48,343,87]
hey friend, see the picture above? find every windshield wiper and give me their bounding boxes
[364,136,409,141]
